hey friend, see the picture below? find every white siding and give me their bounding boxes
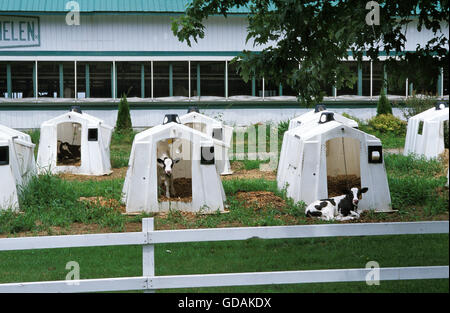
[8,15,448,54]
[0,107,406,129]
[12,15,265,52]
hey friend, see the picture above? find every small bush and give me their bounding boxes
[367,114,407,136]
[377,89,392,115]
[116,94,132,133]
[278,120,289,139]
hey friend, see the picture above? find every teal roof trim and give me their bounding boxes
[0,0,251,14]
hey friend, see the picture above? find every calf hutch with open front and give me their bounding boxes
[122,118,226,213]
[179,110,233,175]
[36,108,113,176]
[403,102,449,160]
[277,112,392,212]
[0,125,36,211]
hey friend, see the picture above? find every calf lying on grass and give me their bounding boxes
[305,187,369,221]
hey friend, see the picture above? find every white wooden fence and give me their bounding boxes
[0,220,448,293]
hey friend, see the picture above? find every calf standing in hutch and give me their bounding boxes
[157,139,181,198]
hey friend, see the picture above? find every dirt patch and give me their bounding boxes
[327,175,361,197]
[385,148,404,155]
[234,191,287,211]
[159,178,192,203]
[57,159,81,166]
[59,167,128,181]
[222,161,277,181]
[439,149,449,173]
[78,196,126,213]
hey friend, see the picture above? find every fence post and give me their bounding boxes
[142,218,155,293]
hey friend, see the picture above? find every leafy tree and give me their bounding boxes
[116,93,132,133]
[377,88,392,115]
[172,0,449,106]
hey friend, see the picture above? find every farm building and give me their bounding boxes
[0,124,36,211]
[277,113,392,212]
[179,111,233,175]
[288,105,359,130]
[403,102,449,160]
[37,108,113,175]
[122,119,226,213]
[0,1,448,129]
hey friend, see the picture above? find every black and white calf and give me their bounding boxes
[305,187,369,221]
[157,153,181,198]
[57,140,81,162]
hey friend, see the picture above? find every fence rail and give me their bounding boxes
[0,220,448,293]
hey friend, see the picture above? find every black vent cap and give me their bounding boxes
[71,105,82,114]
[315,104,327,113]
[187,106,200,113]
[163,114,181,125]
[435,101,448,110]
[318,112,335,124]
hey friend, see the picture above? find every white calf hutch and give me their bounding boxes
[179,110,233,175]
[0,125,36,211]
[277,113,392,212]
[37,109,113,176]
[288,106,359,131]
[122,119,226,213]
[404,102,449,160]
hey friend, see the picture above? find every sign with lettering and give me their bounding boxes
[0,16,40,49]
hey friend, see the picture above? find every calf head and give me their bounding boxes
[346,187,369,206]
[157,157,181,177]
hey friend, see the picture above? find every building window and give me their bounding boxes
[89,62,112,98]
[62,62,75,98]
[282,82,298,97]
[153,61,170,98]
[412,65,439,95]
[372,61,384,96]
[0,62,7,98]
[145,63,152,98]
[444,63,449,96]
[228,62,252,97]
[386,65,405,96]
[12,62,35,98]
[117,62,142,98]
[76,62,86,98]
[338,61,358,96]
[198,61,225,97]
[76,62,112,98]
[38,62,59,98]
[264,79,280,97]
[362,61,371,97]
[172,62,189,97]
[190,61,200,97]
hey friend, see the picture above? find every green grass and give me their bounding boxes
[110,130,138,168]
[0,234,447,292]
[384,154,448,214]
[0,173,127,235]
